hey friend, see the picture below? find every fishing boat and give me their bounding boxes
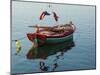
[27,22,76,45]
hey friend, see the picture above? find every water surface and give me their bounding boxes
[11,1,96,74]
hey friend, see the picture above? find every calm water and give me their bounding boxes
[11,1,96,74]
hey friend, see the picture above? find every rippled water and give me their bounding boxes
[11,1,96,74]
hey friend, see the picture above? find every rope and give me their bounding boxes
[12,36,26,42]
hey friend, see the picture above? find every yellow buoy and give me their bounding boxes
[15,40,21,55]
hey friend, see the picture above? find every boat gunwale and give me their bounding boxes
[38,24,76,38]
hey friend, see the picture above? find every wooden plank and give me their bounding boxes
[28,25,53,28]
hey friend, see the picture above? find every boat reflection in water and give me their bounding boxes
[26,39,75,72]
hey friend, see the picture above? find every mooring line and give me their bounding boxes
[12,36,26,42]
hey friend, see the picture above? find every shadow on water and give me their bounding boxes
[26,39,75,72]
